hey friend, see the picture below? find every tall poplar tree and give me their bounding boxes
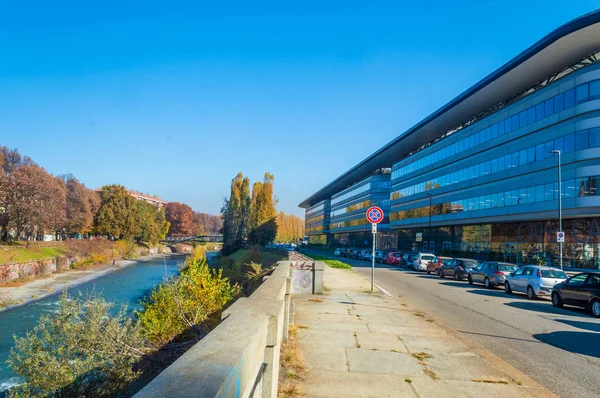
[248,173,278,245]
[221,173,251,254]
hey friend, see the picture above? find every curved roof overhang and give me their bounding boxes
[299,9,600,209]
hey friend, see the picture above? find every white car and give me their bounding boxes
[505,266,568,299]
[412,253,436,272]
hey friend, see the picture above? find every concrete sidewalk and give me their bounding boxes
[291,266,555,398]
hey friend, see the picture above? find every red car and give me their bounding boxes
[385,252,404,265]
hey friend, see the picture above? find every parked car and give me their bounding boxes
[351,250,362,259]
[403,252,418,268]
[357,250,370,261]
[412,253,436,272]
[364,251,375,262]
[439,258,479,280]
[333,249,342,256]
[504,266,568,299]
[427,256,452,275]
[551,272,600,317]
[385,252,404,266]
[468,262,519,288]
[371,250,385,263]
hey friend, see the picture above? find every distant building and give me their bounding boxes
[128,190,168,208]
[93,188,167,208]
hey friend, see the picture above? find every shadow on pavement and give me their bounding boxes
[438,281,471,288]
[533,331,600,358]
[505,301,592,318]
[466,288,513,299]
[553,318,600,332]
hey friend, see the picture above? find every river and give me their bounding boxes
[0,254,198,394]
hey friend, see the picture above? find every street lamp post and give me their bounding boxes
[426,193,433,252]
[551,150,563,270]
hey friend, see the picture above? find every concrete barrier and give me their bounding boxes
[135,261,294,398]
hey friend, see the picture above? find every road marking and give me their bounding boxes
[374,283,392,297]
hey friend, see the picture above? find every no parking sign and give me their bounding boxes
[366,206,383,224]
[557,231,565,243]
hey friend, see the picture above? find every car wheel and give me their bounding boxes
[552,292,563,308]
[468,275,473,285]
[505,282,512,294]
[484,277,491,289]
[527,286,537,300]
[591,299,600,318]
[454,272,460,281]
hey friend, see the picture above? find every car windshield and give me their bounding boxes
[541,269,567,279]
[498,265,518,272]
[463,262,477,268]
[421,255,435,261]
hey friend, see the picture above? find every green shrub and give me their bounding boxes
[137,256,239,345]
[114,240,138,259]
[7,291,145,398]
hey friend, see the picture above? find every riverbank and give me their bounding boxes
[0,254,188,313]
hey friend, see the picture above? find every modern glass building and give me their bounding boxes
[300,11,600,269]
[304,200,330,245]
[329,174,396,249]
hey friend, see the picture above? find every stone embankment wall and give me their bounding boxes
[0,256,71,284]
[0,246,173,285]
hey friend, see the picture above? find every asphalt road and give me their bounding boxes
[308,251,600,398]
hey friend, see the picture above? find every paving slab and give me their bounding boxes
[301,369,416,398]
[409,377,533,398]
[303,344,348,372]
[346,348,423,376]
[354,331,407,352]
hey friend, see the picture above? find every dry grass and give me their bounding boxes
[473,377,509,384]
[278,381,304,398]
[412,352,433,361]
[405,378,413,384]
[424,368,440,380]
[278,324,307,398]
[308,297,324,303]
[0,292,11,309]
[426,319,435,322]
[413,312,425,317]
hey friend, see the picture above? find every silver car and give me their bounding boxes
[505,266,568,299]
[468,262,519,288]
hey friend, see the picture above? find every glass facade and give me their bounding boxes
[304,200,330,236]
[391,175,600,222]
[397,218,600,269]
[329,175,391,233]
[392,78,600,181]
[390,128,600,200]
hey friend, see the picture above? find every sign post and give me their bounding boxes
[366,206,384,293]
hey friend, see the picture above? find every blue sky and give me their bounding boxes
[1,1,599,217]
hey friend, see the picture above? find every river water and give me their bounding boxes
[0,255,194,394]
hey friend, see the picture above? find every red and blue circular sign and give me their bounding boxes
[366,206,384,224]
